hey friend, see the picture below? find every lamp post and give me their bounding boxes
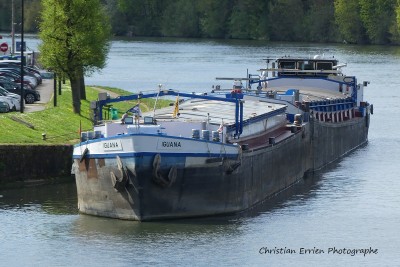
[20,0,24,113]
[11,0,15,54]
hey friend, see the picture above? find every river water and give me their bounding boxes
[1,37,399,266]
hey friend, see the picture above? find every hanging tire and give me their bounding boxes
[25,93,35,104]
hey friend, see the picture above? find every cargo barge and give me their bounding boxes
[72,56,372,221]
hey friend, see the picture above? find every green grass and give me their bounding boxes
[0,84,172,144]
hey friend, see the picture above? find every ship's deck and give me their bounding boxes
[237,126,295,150]
[150,97,287,125]
[271,85,350,101]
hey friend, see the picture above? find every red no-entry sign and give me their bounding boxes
[0,42,8,53]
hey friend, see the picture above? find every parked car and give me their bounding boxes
[0,81,40,104]
[0,63,42,85]
[0,89,21,111]
[0,76,30,89]
[0,93,20,111]
[0,86,20,99]
[0,68,38,89]
[0,71,34,90]
[25,66,43,84]
[0,100,10,112]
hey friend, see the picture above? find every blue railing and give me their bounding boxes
[96,89,245,137]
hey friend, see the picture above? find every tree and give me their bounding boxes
[117,0,167,36]
[359,0,396,44]
[397,0,400,25]
[24,0,42,33]
[103,0,130,36]
[39,0,111,114]
[268,0,305,42]
[395,0,400,43]
[0,0,42,33]
[334,0,367,44]
[228,0,263,39]
[198,0,232,38]
[0,1,12,32]
[161,0,201,37]
[304,0,338,42]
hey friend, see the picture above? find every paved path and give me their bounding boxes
[23,81,120,113]
[24,79,54,113]
[90,86,120,98]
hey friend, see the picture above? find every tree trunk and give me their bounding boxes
[70,76,81,114]
[79,68,86,100]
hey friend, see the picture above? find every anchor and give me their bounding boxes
[110,155,137,192]
[152,153,177,187]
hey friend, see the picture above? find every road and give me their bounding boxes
[24,79,54,112]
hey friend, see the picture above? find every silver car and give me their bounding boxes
[0,91,20,111]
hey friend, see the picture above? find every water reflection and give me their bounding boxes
[71,214,244,241]
[0,182,78,215]
[0,168,329,246]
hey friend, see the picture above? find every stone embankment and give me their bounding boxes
[0,145,73,186]
[1,79,73,187]
[0,81,120,187]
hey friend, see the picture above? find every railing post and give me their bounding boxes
[53,73,57,106]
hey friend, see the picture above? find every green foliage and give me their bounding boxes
[0,0,42,33]
[161,0,201,37]
[304,0,338,42]
[0,1,12,32]
[39,0,111,113]
[228,0,263,40]
[39,0,111,75]
[116,0,166,36]
[2,0,400,44]
[334,0,367,44]
[397,0,400,25]
[198,0,232,38]
[359,0,396,44]
[394,1,400,43]
[268,0,305,42]
[103,0,129,36]
[24,0,42,32]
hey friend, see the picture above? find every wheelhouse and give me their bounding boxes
[277,58,339,77]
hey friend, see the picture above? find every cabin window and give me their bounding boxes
[279,61,296,76]
[295,61,315,76]
[297,61,314,71]
[279,61,296,69]
[124,116,134,124]
[316,62,333,70]
[144,116,154,124]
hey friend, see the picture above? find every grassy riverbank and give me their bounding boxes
[0,83,171,144]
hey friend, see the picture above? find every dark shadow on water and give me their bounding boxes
[229,143,369,222]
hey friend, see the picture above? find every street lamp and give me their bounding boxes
[11,0,15,54]
[20,0,24,113]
